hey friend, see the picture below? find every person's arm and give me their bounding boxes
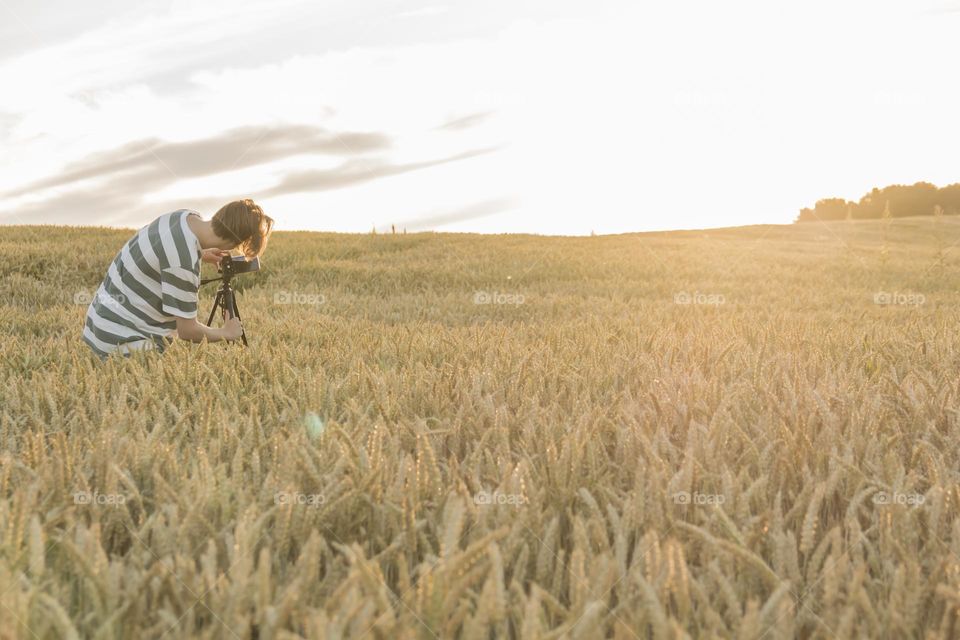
[160,243,243,344]
[176,316,244,343]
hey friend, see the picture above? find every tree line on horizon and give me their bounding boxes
[795,181,960,222]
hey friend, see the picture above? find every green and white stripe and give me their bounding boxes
[83,210,202,358]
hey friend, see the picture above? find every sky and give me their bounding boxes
[1,0,958,235]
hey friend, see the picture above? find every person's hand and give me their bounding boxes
[201,248,230,265]
[222,316,244,341]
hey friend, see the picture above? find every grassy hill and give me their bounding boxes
[2,218,960,638]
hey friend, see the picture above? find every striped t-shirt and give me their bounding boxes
[83,210,202,358]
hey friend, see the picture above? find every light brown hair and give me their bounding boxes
[212,199,274,258]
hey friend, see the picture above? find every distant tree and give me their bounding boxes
[856,188,883,219]
[794,198,853,222]
[797,181,960,222]
[941,184,960,215]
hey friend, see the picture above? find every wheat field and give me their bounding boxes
[2,217,960,639]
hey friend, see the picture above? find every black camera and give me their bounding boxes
[218,255,261,277]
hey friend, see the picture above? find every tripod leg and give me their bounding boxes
[222,288,234,320]
[206,289,223,326]
[232,294,248,347]
[204,284,248,347]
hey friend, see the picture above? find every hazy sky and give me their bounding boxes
[1,0,957,235]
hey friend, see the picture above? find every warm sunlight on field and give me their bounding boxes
[3,218,960,638]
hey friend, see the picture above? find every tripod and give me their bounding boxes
[201,274,248,346]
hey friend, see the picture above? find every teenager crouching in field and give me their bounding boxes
[82,199,274,359]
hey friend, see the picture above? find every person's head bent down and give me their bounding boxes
[189,199,275,257]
